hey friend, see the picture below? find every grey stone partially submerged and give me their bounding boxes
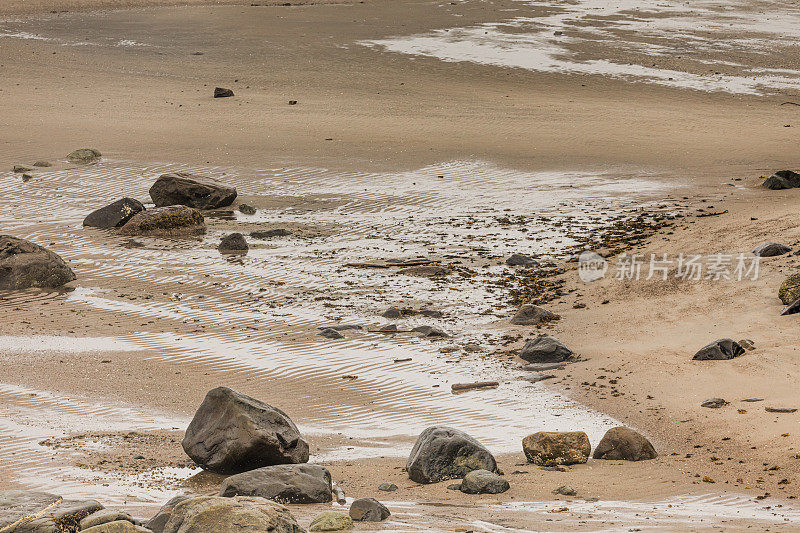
[0,236,76,290]
[406,426,497,484]
[83,198,145,229]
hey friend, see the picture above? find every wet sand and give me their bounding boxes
[3,0,800,531]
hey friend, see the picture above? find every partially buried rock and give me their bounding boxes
[752,242,791,257]
[67,148,101,164]
[779,272,800,304]
[251,228,292,239]
[406,426,498,484]
[510,305,560,326]
[692,338,745,360]
[459,469,509,494]
[382,307,403,319]
[0,235,76,290]
[150,172,237,210]
[218,233,248,253]
[238,204,257,215]
[83,198,145,229]
[348,498,390,522]
[309,511,353,532]
[318,328,344,339]
[33,161,51,167]
[519,336,573,363]
[592,427,657,461]
[214,87,235,98]
[377,483,397,492]
[219,464,332,504]
[119,206,205,237]
[522,431,591,466]
[398,265,449,277]
[145,495,190,533]
[412,325,448,338]
[762,170,800,190]
[182,386,309,474]
[82,521,152,532]
[161,496,301,533]
[553,485,577,496]
[12,164,32,173]
[506,253,538,267]
[701,398,728,408]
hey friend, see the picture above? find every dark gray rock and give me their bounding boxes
[214,87,234,98]
[0,236,76,290]
[382,307,402,319]
[701,398,728,408]
[12,165,32,173]
[412,325,448,338]
[406,426,498,484]
[145,495,190,533]
[348,498,390,522]
[692,338,745,361]
[510,305,560,325]
[506,254,538,267]
[83,198,145,229]
[250,229,292,239]
[419,309,443,318]
[781,298,800,316]
[752,242,791,257]
[762,170,800,190]
[459,470,509,494]
[592,427,657,461]
[119,206,205,236]
[238,204,257,215]
[182,386,309,474]
[318,328,344,339]
[377,483,397,492]
[519,336,573,363]
[149,173,237,210]
[218,233,248,252]
[378,324,398,333]
[219,464,332,504]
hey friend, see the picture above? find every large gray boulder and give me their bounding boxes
[406,427,497,484]
[592,427,657,461]
[762,170,800,190]
[692,338,745,361]
[161,496,301,533]
[219,464,332,503]
[83,198,145,229]
[182,387,309,474]
[0,236,76,290]
[145,495,190,533]
[510,305,560,326]
[149,173,237,210]
[119,206,205,237]
[0,491,103,532]
[459,469,510,494]
[348,498,390,522]
[519,336,573,363]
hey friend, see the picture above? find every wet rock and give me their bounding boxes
[592,427,657,461]
[318,328,344,339]
[80,509,135,529]
[182,386,309,475]
[145,495,190,533]
[519,336,573,363]
[33,161,51,167]
[762,170,800,190]
[214,87,234,98]
[701,398,728,408]
[348,498,390,522]
[781,298,800,316]
[398,265,449,277]
[0,490,61,529]
[119,206,205,237]
[506,253,538,266]
[0,235,76,290]
[459,469,510,494]
[752,242,791,257]
[377,483,397,492]
[21,174,33,182]
[382,307,402,319]
[412,325,448,337]
[218,233,248,252]
[82,521,151,532]
[219,464,332,504]
[309,511,352,532]
[12,165,32,173]
[161,496,301,533]
[378,324,398,333]
[83,198,145,229]
[250,229,292,239]
[150,173,237,210]
[510,305,560,325]
[238,204,257,215]
[779,272,800,304]
[406,426,498,484]
[67,148,101,164]
[420,309,443,318]
[692,338,745,361]
[522,431,591,466]
[2,495,104,532]
[317,324,362,331]
[553,485,577,496]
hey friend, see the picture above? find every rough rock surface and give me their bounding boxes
[218,233,248,252]
[762,170,800,190]
[83,198,145,229]
[377,483,397,492]
[0,491,61,529]
[82,521,151,532]
[510,305,560,325]
[238,204,257,215]
[522,431,591,466]
[309,512,353,532]
[149,173,237,210]
[701,398,728,408]
[519,336,573,363]
[145,495,190,533]
[0,235,76,290]
[219,464,332,504]
[119,206,205,237]
[80,509,135,530]
[506,253,538,266]
[67,148,101,164]
[214,87,235,98]
[182,386,309,474]
[348,498,390,522]
[161,496,301,533]
[406,426,498,484]
[592,427,657,461]
[251,229,292,239]
[459,470,510,494]
[779,272,800,305]
[692,338,745,360]
[0,494,103,532]
[398,265,449,277]
[752,242,791,257]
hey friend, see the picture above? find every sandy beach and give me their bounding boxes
[2,0,800,531]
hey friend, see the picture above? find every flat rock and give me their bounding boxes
[412,325,448,337]
[692,338,745,361]
[765,407,797,413]
[309,511,352,532]
[250,229,292,239]
[83,198,145,229]
[82,521,151,532]
[0,235,76,290]
[0,490,61,529]
[67,148,101,164]
[506,253,538,266]
[510,305,560,325]
[701,398,728,408]
[398,265,449,277]
[5,496,103,532]
[80,509,135,529]
[519,336,573,363]
[214,87,235,98]
[592,427,657,461]
[459,470,509,494]
[317,324,362,331]
[553,485,577,496]
[33,161,51,167]
[119,205,205,237]
[752,242,791,257]
[762,170,800,190]
[219,464,332,504]
[377,483,397,492]
[318,328,344,339]
[218,233,248,252]
[348,498,390,522]
[522,431,591,466]
[161,496,301,533]
[149,172,237,209]
[182,386,309,474]
[406,426,497,484]
[12,165,32,173]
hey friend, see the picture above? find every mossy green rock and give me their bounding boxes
[309,511,353,531]
[779,272,800,305]
[67,148,102,164]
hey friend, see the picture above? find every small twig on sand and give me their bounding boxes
[451,381,500,393]
[781,101,800,106]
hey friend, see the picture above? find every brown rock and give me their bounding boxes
[522,431,591,466]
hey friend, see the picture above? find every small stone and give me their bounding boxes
[592,427,657,461]
[412,325,448,337]
[348,498,390,522]
[238,204,257,215]
[251,229,292,239]
[12,165,32,173]
[289,100,298,105]
[309,511,353,531]
[446,483,461,490]
[33,161,51,167]
[459,469,510,494]
[519,336,573,363]
[21,173,33,182]
[377,483,398,492]
[506,253,538,266]
[692,339,745,361]
[510,305,560,325]
[382,307,402,319]
[398,265,449,277]
[67,148,101,164]
[318,328,344,339]
[378,324,398,333]
[701,398,728,408]
[214,87,234,98]
[419,309,443,318]
[522,431,591,466]
[779,272,800,305]
[218,233,248,252]
[552,485,577,496]
[765,407,797,413]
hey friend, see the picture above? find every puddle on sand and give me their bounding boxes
[362,0,800,95]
